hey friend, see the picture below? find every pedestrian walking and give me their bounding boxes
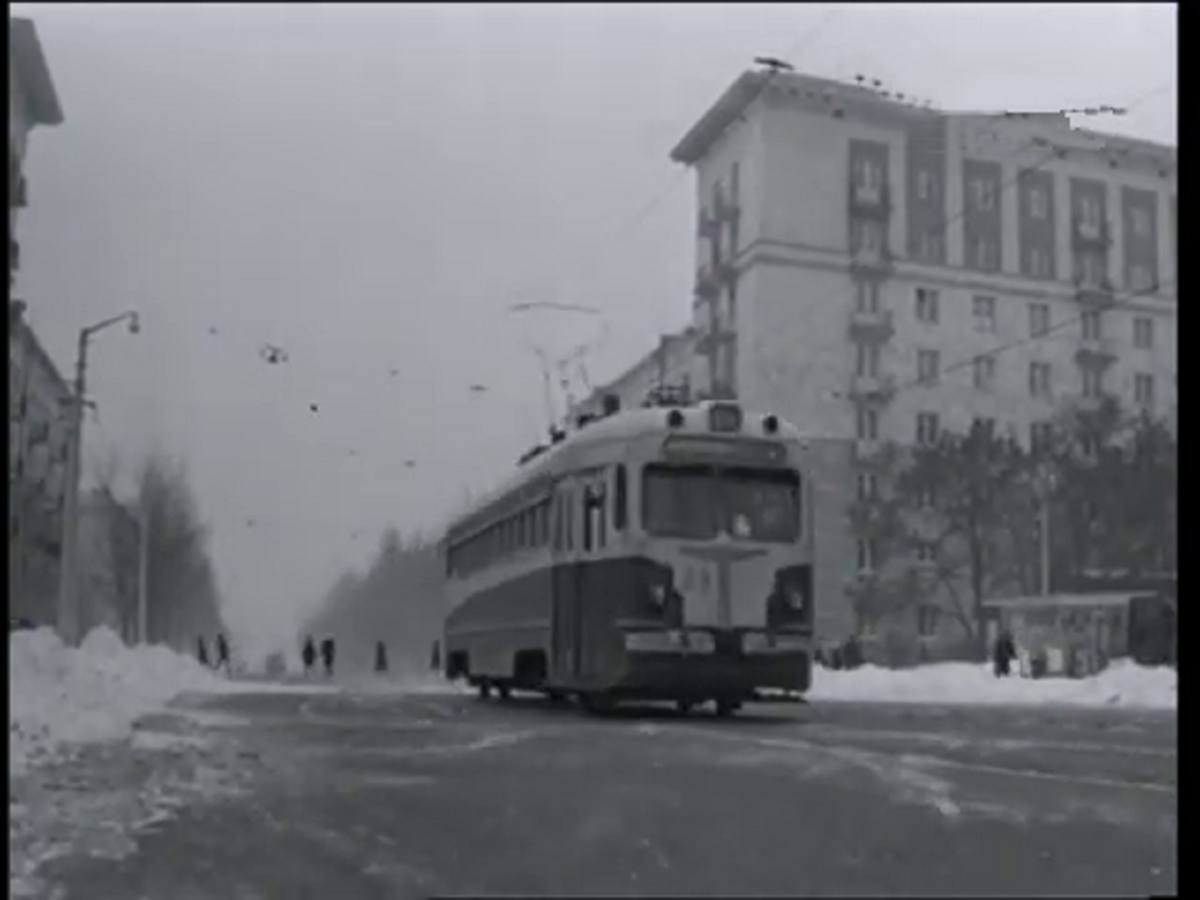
[320,637,336,677]
[992,629,1016,678]
[301,636,317,677]
[197,636,210,668]
[374,640,389,674]
[215,633,230,675]
[841,635,863,671]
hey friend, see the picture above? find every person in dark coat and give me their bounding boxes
[320,637,336,677]
[197,636,210,668]
[215,634,230,674]
[301,636,317,676]
[841,635,864,671]
[374,640,389,674]
[993,630,1016,678]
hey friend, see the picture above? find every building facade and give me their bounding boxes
[10,316,72,624]
[595,69,1176,651]
[9,17,68,627]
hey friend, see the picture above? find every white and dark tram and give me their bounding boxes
[437,397,816,715]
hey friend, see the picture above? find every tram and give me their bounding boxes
[438,397,816,715]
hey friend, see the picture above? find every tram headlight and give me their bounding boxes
[650,584,668,608]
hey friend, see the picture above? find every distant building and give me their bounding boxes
[10,16,64,285]
[570,327,703,419]
[594,68,1177,651]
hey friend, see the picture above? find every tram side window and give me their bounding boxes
[613,465,628,532]
[565,491,575,551]
[582,482,608,552]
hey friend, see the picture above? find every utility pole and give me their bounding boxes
[137,498,150,644]
[57,311,139,645]
[56,328,88,644]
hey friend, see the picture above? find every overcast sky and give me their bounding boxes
[12,3,1177,658]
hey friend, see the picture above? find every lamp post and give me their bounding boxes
[57,310,140,644]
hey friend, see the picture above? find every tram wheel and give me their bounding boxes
[547,690,568,704]
[477,680,492,700]
[497,683,511,701]
[714,699,741,718]
[676,699,694,716]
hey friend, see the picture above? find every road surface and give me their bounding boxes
[15,683,1177,898]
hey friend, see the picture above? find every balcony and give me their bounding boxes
[848,308,894,342]
[1074,278,1116,310]
[695,327,736,356]
[1071,217,1112,250]
[713,193,740,223]
[848,182,892,219]
[1075,336,1117,368]
[695,265,720,300]
[848,246,895,279]
[849,373,896,404]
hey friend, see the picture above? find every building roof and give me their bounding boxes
[671,68,1175,171]
[10,18,64,127]
[14,316,71,399]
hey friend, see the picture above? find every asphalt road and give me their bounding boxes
[28,683,1176,899]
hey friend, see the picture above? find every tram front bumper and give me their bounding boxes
[618,628,812,697]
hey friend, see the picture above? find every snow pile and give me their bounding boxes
[8,626,335,775]
[809,659,1176,710]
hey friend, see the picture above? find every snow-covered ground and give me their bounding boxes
[810,660,1176,710]
[8,627,338,776]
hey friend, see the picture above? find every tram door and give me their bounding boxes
[551,482,583,683]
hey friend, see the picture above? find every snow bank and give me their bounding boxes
[809,659,1176,710]
[8,627,335,774]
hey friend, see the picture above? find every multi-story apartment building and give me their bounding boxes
[591,69,1177,649]
[10,17,69,626]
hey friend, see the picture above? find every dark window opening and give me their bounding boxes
[641,464,801,543]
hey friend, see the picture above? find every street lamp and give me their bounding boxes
[57,310,140,644]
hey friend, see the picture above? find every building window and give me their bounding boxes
[854,157,884,193]
[852,219,884,252]
[1134,316,1154,350]
[857,406,879,441]
[1129,263,1155,293]
[857,472,878,502]
[856,280,879,313]
[915,228,945,263]
[1082,367,1104,399]
[917,169,937,203]
[917,604,941,637]
[973,354,996,391]
[915,542,937,564]
[973,295,997,333]
[1029,303,1050,338]
[1081,310,1103,341]
[1030,421,1054,454]
[1029,361,1052,398]
[856,538,876,573]
[1075,251,1107,287]
[1027,246,1052,279]
[916,412,940,446]
[968,235,1000,271]
[917,349,940,385]
[970,178,997,211]
[1078,195,1103,234]
[857,608,879,637]
[915,287,939,324]
[855,342,880,377]
[1028,186,1049,220]
[1134,373,1155,410]
[1130,205,1152,238]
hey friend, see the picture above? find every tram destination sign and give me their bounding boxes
[661,435,787,465]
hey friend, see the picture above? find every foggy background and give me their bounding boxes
[11,3,1177,662]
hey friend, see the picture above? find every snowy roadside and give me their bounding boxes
[809,659,1176,710]
[8,627,339,777]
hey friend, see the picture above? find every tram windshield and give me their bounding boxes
[641,464,801,543]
